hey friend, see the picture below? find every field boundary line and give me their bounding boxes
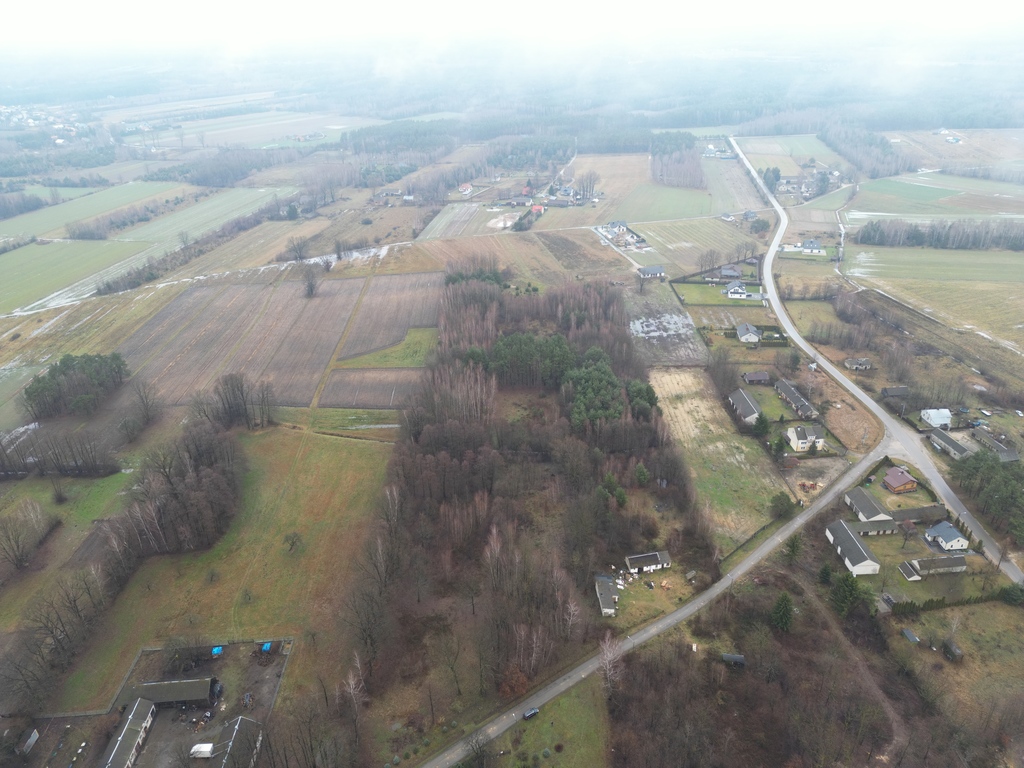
[310,269,378,408]
[124,284,228,376]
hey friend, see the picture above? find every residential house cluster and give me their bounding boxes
[593,551,671,617]
[775,380,818,419]
[829,485,964,581]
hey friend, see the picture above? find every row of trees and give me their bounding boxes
[0,191,45,221]
[0,499,59,571]
[0,421,243,713]
[857,218,1024,251]
[22,352,129,420]
[950,449,1024,541]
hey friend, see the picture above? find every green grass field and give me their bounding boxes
[0,182,181,238]
[735,135,846,173]
[0,239,148,313]
[22,186,95,202]
[674,283,760,306]
[52,428,389,711]
[491,675,610,768]
[801,186,855,211]
[337,327,437,368]
[845,246,1024,283]
[611,184,714,221]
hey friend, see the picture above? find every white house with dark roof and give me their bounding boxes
[825,520,880,576]
[98,698,156,768]
[637,265,666,279]
[728,388,762,425]
[844,487,890,522]
[786,425,825,453]
[925,521,969,551]
[625,551,671,574]
[726,281,748,299]
[736,323,762,343]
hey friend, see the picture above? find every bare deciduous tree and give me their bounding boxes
[598,630,625,693]
[437,623,463,696]
[131,378,162,427]
[302,263,322,298]
[288,236,309,261]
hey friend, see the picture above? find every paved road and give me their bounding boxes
[730,137,1024,584]
[417,144,1023,768]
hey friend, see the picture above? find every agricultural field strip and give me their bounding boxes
[319,368,423,409]
[0,182,182,239]
[335,273,445,359]
[18,187,298,314]
[120,278,367,407]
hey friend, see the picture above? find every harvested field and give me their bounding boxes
[319,368,423,408]
[417,203,481,240]
[701,157,766,214]
[170,218,330,278]
[337,272,443,360]
[534,229,629,273]
[633,218,762,273]
[652,367,789,551]
[121,278,366,407]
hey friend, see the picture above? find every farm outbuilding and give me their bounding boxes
[910,555,968,576]
[98,698,156,768]
[742,371,771,385]
[728,388,762,425]
[845,486,890,522]
[213,716,264,768]
[826,520,880,576]
[722,654,746,668]
[844,358,871,371]
[131,677,217,707]
[881,386,910,399]
[901,629,920,643]
[775,380,818,419]
[929,429,971,460]
[594,574,618,617]
[15,728,39,756]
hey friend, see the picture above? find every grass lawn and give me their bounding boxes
[0,239,148,313]
[743,385,790,422]
[861,534,1004,604]
[51,427,390,711]
[802,187,855,211]
[896,602,1024,717]
[782,301,840,336]
[652,368,788,552]
[611,184,714,222]
[674,282,760,306]
[491,674,610,768]
[336,328,437,368]
[0,182,181,238]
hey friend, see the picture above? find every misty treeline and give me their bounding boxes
[857,218,1024,251]
[338,260,707,727]
[0,145,115,178]
[818,123,918,178]
[650,149,705,189]
[0,422,243,713]
[95,194,298,295]
[22,353,129,420]
[0,191,45,220]
[941,163,1024,186]
[951,450,1024,543]
[144,147,303,187]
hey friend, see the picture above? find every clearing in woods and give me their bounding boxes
[120,278,365,407]
[49,429,390,712]
[651,367,788,552]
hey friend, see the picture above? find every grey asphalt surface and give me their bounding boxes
[416,143,1022,768]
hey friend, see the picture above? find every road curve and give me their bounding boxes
[729,137,1023,584]
[417,441,887,767]
[416,145,1021,768]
